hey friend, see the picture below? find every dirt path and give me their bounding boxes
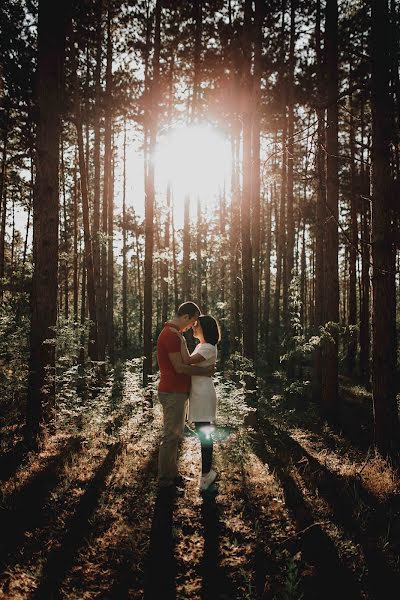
[0,363,399,599]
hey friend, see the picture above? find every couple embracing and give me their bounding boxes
[157,301,220,496]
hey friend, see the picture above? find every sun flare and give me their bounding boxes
[154,124,231,217]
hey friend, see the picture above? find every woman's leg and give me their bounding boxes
[194,422,213,474]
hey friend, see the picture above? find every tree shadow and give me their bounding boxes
[268,388,374,454]
[251,431,363,600]
[104,445,160,599]
[258,419,400,598]
[199,485,234,600]
[0,435,83,572]
[30,441,123,600]
[0,439,29,482]
[143,489,177,600]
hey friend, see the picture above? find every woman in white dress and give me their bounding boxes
[170,315,220,491]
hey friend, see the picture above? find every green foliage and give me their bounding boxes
[282,553,303,600]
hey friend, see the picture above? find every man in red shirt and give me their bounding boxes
[157,301,214,492]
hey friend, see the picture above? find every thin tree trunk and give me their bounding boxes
[252,0,264,351]
[72,40,98,362]
[196,196,202,306]
[286,0,296,319]
[73,161,79,323]
[241,0,255,360]
[321,0,339,419]
[122,119,128,351]
[107,136,115,363]
[171,198,179,312]
[93,0,103,354]
[182,194,190,299]
[313,0,326,404]
[143,0,161,386]
[347,82,358,374]
[99,4,112,363]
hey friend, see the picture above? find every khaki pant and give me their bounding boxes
[158,392,189,487]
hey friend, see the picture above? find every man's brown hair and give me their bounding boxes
[177,302,200,319]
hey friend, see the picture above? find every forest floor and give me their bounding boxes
[0,361,400,600]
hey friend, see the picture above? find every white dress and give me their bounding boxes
[188,342,217,422]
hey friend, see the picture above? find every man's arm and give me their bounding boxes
[168,352,214,376]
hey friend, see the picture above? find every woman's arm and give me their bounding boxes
[168,328,204,365]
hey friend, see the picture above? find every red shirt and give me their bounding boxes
[157,322,191,393]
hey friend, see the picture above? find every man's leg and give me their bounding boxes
[158,393,188,487]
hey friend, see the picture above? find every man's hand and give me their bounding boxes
[204,365,216,377]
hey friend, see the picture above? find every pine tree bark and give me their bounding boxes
[107,139,115,363]
[229,135,239,353]
[73,161,79,323]
[72,40,99,362]
[143,0,161,386]
[99,4,113,364]
[93,0,103,353]
[322,0,339,418]
[286,0,296,313]
[347,84,358,374]
[182,195,191,299]
[370,0,400,456]
[241,0,255,360]
[359,98,371,385]
[313,0,326,404]
[252,0,264,351]
[122,120,128,352]
[26,0,69,444]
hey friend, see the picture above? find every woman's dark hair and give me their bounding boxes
[198,315,221,345]
[177,301,200,319]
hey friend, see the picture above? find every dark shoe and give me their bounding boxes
[174,474,188,487]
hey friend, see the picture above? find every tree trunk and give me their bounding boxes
[322,0,339,419]
[122,120,128,352]
[143,0,161,386]
[229,135,239,353]
[286,0,296,322]
[73,161,79,323]
[107,137,115,363]
[252,0,264,352]
[99,4,113,364]
[359,97,371,385]
[26,0,68,444]
[93,0,103,355]
[371,0,400,456]
[196,196,202,306]
[72,40,99,362]
[347,83,358,374]
[182,194,191,299]
[313,0,326,404]
[241,0,255,361]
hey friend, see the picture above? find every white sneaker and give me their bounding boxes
[199,469,217,491]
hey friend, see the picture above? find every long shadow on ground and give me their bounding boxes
[199,486,236,600]
[0,439,29,483]
[251,430,363,600]
[259,418,400,599]
[0,436,83,573]
[103,445,160,599]
[31,441,123,600]
[144,489,177,600]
